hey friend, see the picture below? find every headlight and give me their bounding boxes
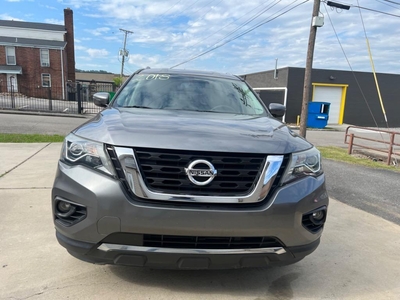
[61,133,115,176]
[282,147,322,183]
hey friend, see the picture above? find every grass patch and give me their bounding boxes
[318,146,399,172]
[0,133,65,143]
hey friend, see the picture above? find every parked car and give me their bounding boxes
[52,68,328,269]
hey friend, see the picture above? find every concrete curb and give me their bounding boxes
[0,109,92,119]
[353,149,400,164]
[288,125,347,132]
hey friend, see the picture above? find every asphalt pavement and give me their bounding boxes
[324,159,400,225]
[0,111,349,146]
[0,111,89,135]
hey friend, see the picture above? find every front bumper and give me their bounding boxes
[52,162,328,269]
[57,231,320,269]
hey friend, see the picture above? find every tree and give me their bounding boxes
[113,77,123,87]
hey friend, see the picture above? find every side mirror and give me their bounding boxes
[93,92,110,107]
[269,103,286,118]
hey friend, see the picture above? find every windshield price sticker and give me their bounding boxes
[135,74,170,81]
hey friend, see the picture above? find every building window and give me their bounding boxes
[40,49,50,67]
[41,74,51,87]
[6,47,16,65]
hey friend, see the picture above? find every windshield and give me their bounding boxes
[112,73,266,115]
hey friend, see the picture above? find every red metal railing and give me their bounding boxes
[345,126,400,165]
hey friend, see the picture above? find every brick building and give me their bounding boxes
[0,8,75,100]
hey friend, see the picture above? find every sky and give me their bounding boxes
[1,0,399,76]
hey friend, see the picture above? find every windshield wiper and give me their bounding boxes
[122,105,153,109]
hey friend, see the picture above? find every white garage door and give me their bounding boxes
[313,86,343,124]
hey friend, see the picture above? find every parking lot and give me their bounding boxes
[1,142,400,299]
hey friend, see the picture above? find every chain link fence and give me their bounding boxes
[0,81,116,115]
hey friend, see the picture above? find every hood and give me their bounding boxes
[73,108,312,154]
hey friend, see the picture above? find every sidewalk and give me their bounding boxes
[0,143,49,177]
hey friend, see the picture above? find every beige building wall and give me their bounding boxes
[76,72,129,82]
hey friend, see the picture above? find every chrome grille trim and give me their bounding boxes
[111,146,284,204]
[97,243,286,255]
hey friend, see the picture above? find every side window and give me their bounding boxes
[41,74,51,87]
[40,49,50,67]
[6,47,16,65]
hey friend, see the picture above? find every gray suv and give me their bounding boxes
[52,68,328,269]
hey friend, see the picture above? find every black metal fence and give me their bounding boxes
[0,81,116,115]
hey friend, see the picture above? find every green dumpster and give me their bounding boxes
[108,92,116,100]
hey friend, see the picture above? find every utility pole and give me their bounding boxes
[119,28,133,78]
[299,0,322,138]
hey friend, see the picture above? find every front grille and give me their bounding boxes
[134,148,266,196]
[101,233,284,249]
[143,234,284,249]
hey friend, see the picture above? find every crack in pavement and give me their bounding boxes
[9,280,124,300]
[0,143,51,178]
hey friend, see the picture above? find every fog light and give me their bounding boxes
[309,209,326,226]
[312,211,324,220]
[57,201,71,212]
[302,206,327,233]
[54,197,87,227]
[56,200,76,218]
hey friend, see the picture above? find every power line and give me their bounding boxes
[167,0,278,63]
[124,67,133,75]
[158,0,183,19]
[189,0,219,16]
[374,0,400,10]
[322,3,381,130]
[205,0,281,49]
[169,0,202,18]
[195,0,225,20]
[170,0,304,68]
[327,1,394,160]
[171,0,309,68]
[355,4,400,17]
[170,0,278,59]
[356,0,388,127]
[325,0,400,17]
[382,0,400,5]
